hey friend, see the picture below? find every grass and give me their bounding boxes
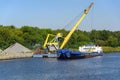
[70,46,120,53]
[102,46,120,53]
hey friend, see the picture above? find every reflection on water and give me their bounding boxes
[0,52,120,80]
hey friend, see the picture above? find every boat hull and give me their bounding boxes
[57,53,102,59]
[57,49,103,59]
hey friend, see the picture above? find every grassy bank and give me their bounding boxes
[102,46,120,53]
[71,46,120,53]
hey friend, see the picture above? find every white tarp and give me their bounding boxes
[3,43,31,53]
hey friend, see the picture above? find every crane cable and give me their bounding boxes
[62,11,83,30]
[90,4,94,31]
[61,9,94,31]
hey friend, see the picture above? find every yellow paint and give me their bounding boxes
[43,33,63,49]
[60,2,94,49]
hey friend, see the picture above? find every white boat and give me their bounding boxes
[79,44,103,54]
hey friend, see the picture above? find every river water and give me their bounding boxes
[0,52,120,80]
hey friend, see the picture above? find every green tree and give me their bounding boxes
[95,40,106,46]
[107,36,118,47]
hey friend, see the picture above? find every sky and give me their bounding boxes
[0,0,120,31]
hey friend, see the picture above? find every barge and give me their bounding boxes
[33,44,103,59]
[33,3,103,59]
[57,49,103,59]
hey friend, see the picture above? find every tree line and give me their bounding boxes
[0,25,120,50]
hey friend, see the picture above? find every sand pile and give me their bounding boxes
[0,42,33,60]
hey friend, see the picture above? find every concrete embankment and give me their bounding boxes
[0,52,33,60]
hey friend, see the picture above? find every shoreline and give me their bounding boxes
[0,52,33,60]
[71,46,120,53]
[102,46,120,53]
[0,46,120,61]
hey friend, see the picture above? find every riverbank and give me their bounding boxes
[71,46,120,53]
[0,52,33,60]
[102,46,120,53]
[0,46,120,60]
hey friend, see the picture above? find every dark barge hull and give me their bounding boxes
[57,49,103,59]
[57,54,102,59]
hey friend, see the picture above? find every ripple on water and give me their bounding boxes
[0,53,120,80]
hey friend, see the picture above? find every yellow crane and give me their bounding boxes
[43,2,94,51]
[60,2,94,49]
[43,33,63,51]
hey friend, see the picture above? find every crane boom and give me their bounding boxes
[60,2,94,49]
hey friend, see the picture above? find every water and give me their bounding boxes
[0,52,120,80]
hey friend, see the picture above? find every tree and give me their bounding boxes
[107,36,118,47]
[90,30,99,42]
[95,40,106,46]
